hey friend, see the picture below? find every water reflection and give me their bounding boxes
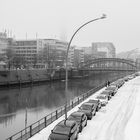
[0,72,121,139]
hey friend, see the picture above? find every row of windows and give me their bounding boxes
[14,47,37,49]
[16,41,37,46]
[16,50,37,53]
[16,54,36,57]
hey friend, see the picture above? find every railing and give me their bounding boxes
[80,67,137,71]
[6,75,127,140]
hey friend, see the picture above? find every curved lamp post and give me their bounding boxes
[65,14,107,119]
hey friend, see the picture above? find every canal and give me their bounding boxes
[0,72,124,139]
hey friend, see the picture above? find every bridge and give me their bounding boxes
[5,58,139,140]
[78,58,137,71]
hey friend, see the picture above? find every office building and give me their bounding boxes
[92,42,116,58]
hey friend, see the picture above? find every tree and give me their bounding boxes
[12,56,27,69]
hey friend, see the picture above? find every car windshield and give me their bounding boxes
[97,96,106,99]
[68,115,81,122]
[53,125,70,135]
[81,105,91,110]
[89,100,97,103]
[107,87,115,90]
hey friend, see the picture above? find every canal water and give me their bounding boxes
[0,72,122,139]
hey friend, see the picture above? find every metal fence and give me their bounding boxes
[6,75,126,140]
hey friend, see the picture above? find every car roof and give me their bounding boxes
[106,85,116,89]
[101,90,110,93]
[70,111,84,117]
[97,94,107,98]
[81,102,93,106]
[88,100,98,103]
[57,120,76,127]
[89,99,98,102]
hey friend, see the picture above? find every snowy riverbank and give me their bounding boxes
[29,74,140,140]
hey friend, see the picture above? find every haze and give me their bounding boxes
[0,0,140,53]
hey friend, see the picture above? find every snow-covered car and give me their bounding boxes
[68,111,87,132]
[123,76,129,82]
[48,120,79,140]
[100,90,112,99]
[105,85,118,96]
[110,79,124,88]
[78,102,96,120]
[96,95,108,106]
[87,99,102,111]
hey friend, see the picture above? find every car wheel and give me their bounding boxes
[90,116,92,120]
[85,121,87,126]
[79,126,82,132]
[75,134,78,140]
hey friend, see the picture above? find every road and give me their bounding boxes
[78,76,140,140]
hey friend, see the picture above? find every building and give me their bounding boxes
[0,32,9,58]
[12,38,75,69]
[81,46,94,63]
[92,42,116,58]
[67,45,75,68]
[0,32,16,69]
[13,39,40,68]
[136,58,140,70]
[73,48,84,68]
[42,39,68,68]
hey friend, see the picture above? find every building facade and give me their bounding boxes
[13,40,43,67]
[73,49,84,68]
[42,39,68,68]
[0,32,9,57]
[92,42,116,58]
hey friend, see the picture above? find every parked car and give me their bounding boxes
[105,85,118,96]
[96,95,108,106]
[78,102,96,120]
[48,120,79,140]
[87,99,101,111]
[110,79,124,88]
[110,81,119,88]
[68,111,87,132]
[127,75,135,80]
[100,90,112,99]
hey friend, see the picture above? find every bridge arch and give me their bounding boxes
[79,58,136,70]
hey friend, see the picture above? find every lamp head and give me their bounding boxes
[101,14,107,19]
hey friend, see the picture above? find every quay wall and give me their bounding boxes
[0,69,79,87]
[0,69,133,87]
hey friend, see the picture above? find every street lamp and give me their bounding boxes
[65,14,107,120]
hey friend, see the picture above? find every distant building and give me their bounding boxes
[42,39,68,68]
[136,58,140,70]
[73,49,84,68]
[81,47,92,64]
[0,32,9,57]
[82,46,92,55]
[13,40,39,66]
[0,32,15,66]
[12,38,76,69]
[67,45,75,68]
[92,42,116,58]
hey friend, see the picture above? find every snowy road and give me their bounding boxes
[78,76,140,140]
[29,75,140,140]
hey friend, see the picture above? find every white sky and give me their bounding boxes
[0,0,140,53]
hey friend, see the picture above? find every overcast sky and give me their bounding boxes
[0,0,140,53]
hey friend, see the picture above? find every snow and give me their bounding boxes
[29,74,140,140]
